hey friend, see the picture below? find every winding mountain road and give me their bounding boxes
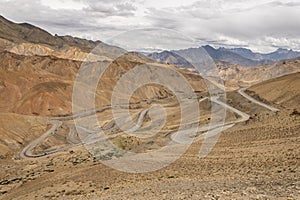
[20,88,279,158]
[211,96,250,122]
[171,96,250,144]
[20,120,62,158]
[20,107,151,158]
[238,88,279,112]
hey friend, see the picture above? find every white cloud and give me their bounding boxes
[40,0,87,10]
[0,0,300,52]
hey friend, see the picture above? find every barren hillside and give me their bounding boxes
[247,72,300,109]
[219,58,300,90]
[0,16,299,200]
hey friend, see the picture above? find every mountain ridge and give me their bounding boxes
[149,45,300,67]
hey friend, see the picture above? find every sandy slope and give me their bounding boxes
[248,72,300,109]
[0,15,299,200]
[0,74,299,199]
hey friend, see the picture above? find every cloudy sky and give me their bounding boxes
[1,0,300,52]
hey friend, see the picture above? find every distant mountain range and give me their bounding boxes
[1,14,299,69]
[148,45,300,67]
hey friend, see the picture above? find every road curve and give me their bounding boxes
[20,120,62,158]
[82,108,150,144]
[238,88,279,112]
[211,96,250,122]
[171,97,250,144]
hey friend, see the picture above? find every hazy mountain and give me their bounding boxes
[149,46,264,67]
[263,48,300,61]
[226,47,265,61]
[148,48,218,75]
[149,45,300,67]
[202,45,267,66]
[228,47,300,62]
[148,51,194,68]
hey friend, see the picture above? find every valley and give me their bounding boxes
[0,16,299,200]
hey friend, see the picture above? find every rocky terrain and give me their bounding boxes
[219,58,300,90]
[1,74,299,199]
[0,16,299,200]
[0,16,207,158]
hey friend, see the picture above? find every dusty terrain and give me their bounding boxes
[248,72,300,110]
[218,59,300,90]
[0,16,299,199]
[0,73,299,199]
